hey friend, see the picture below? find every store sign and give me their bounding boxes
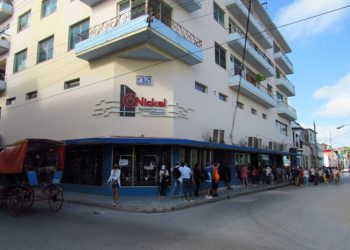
[136,75,152,86]
[120,84,167,117]
[119,159,129,166]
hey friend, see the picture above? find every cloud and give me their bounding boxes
[276,0,350,41]
[312,72,350,117]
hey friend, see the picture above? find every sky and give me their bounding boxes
[266,0,350,147]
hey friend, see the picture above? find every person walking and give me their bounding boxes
[179,163,193,201]
[159,164,169,196]
[107,163,121,207]
[193,163,201,196]
[171,162,182,196]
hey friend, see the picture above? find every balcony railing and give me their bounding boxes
[0,72,6,91]
[229,68,275,98]
[278,101,296,112]
[0,0,13,5]
[241,0,272,39]
[229,25,274,68]
[77,3,202,49]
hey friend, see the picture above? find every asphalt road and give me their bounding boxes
[1,175,349,250]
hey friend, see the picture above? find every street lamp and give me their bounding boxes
[336,124,350,129]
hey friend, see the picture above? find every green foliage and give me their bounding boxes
[255,74,266,83]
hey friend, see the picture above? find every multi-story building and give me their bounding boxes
[0,0,297,194]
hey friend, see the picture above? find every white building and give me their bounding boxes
[0,0,297,194]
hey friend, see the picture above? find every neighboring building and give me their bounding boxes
[0,0,297,195]
[317,143,324,167]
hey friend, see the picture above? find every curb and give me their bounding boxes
[64,183,290,213]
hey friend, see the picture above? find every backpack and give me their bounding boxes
[173,167,181,179]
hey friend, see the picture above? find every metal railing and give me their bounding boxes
[229,68,275,98]
[77,3,202,49]
[229,25,274,67]
[240,0,272,40]
[277,101,296,113]
[0,0,14,6]
[276,73,295,92]
[0,72,6,81]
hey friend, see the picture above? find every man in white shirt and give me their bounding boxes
[179,163,193,200]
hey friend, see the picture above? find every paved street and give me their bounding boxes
[1,175,349,250]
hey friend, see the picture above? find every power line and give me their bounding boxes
[2,3,350,112]
[229,0,252,145]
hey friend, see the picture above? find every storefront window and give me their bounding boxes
[235,153,251,166]
[63,145,103,185]
[113,145,170,186]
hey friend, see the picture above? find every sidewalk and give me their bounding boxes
[64,182,290,213]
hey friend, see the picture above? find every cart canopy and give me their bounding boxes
[0,139,65,174]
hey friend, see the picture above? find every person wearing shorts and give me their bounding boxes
[107,163,121,207]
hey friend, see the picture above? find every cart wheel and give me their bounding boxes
[23,186,35,208]
[48,186,63,212]
[7,188,24,217]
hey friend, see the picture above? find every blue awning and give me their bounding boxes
[64,137,289,156]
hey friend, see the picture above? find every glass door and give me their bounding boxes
[118,154,134,186]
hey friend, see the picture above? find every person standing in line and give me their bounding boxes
[303,168,309,186]
[223,164,233,190]
[241,164,249,189]
[179,163,193,201]
[159,164,169,196]
[107,163,121,207]
[211,164,220,197]
[310,167,315,184]
[251,166,258,187]
[171,161,182,196]
[265,166,272,185]
[204,162,213,199]
[193,163,201,197]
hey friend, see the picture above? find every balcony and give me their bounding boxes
[225,0,272,50]
[79,0,104,7]
[75,4,203,65]
[173,0,202,12]
[277,101,297,121]
[0,0,13,23]
[227,28,274,77]
[274,51,293,74]
[229,71,276,108]
[0,73,5,92]
[275,75,295,96]
[0,33,9,55]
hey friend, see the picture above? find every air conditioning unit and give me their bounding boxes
[248,137,254,147]
[219,130,225,143]
[253,138,262,148]
[213,129,219,143]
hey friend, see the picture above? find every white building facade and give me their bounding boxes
[0,0,297,194]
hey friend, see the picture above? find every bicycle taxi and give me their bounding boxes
[0,139,65,217]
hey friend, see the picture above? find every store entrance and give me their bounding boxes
[118,154,133,186]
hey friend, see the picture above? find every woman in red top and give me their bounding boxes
[241,165,249,189]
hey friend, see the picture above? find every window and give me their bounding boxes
[276,120,288,136]
[215,43,226,69]
[18,11,31,32]
[69,18,89,50]
[195,81,207,93]
[14,49,27,73]
[219,93,227,102]
[64,78,80,89]
[213,2,224,26]
[251,108,257,115]
[38,36,54,63]
[262,113,267,119]
[42,0,57,17]
[237,101,243,109]
[6,97,16,106]
[26,91,38,100]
